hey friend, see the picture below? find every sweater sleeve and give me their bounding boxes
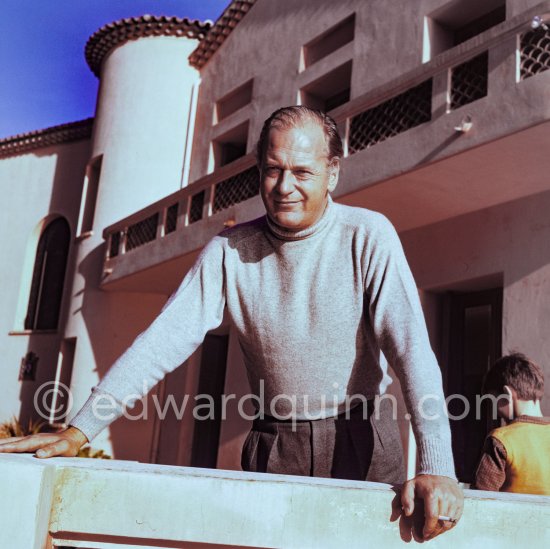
[69,237,226,441]
[472,435,507,491]
[365,216,456,479]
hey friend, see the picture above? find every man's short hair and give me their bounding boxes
[483,352,544,402]
[256,105,343,167]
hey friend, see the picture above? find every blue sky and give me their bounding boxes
[0,0,229,139]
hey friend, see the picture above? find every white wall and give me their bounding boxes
[0,140,90,426]
[401,190,550,413]
[92,35,201,223]
[64,33,202,460]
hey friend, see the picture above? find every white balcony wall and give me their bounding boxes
[0,454,549,549]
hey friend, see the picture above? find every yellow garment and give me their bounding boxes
[491,420,550,495]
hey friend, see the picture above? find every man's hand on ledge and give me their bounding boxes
[401,474,464,541]
[0,426,88,458]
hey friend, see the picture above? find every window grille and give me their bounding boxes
[189,191,205,224]
[348,80,432,154]
[164,203,178,234]
[520,27,550,80]
[213,166,260,214]
[109,231,121,258]
[126,213,159,252]
[450,52,489,110]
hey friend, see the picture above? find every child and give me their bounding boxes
[473,352,550,495]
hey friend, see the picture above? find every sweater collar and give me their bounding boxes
[266,196,334,241]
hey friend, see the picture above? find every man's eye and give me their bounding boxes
[294,170,311,178]
[264,167,280,177]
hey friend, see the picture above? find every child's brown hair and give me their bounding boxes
[483,352,544,402]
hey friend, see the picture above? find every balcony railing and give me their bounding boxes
[104,153,260,260]
[102,5,550,271]
[1,454,549,548]
[332,6,550,154]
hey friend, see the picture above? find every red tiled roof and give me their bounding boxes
[85,15,211,77]
[189,0,257,69]
[0,119,94,159]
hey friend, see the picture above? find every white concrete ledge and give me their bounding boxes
[1,454,549,548]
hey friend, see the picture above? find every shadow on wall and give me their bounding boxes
[19,143,89,427]
[401,188,550,413]
[74,241,169,462]
[401,189,550,294]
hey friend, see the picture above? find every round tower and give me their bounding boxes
[63,15,209,460]
[85,15,209,224]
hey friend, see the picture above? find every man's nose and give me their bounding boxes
[277,170,295,194]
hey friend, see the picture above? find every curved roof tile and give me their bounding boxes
[189,0,256,69]
[85,15,211,77]
[0,119,93,159]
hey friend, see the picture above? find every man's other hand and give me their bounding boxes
[0,426,88,458]
[401,474,464,540]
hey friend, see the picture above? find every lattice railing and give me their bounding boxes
[108,231,121,258]
[450,52,489,110]
[126,213,159,252]
[520,27,550,80]
[213,166,260,214]
[104,10,550,269]
[189,190,205,224]
[164,203,178,234]
[348,79,432,153]
[105,162,260,259]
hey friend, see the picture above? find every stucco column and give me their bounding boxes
[63,16,209,458]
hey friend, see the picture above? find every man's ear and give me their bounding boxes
[328,158,340,192]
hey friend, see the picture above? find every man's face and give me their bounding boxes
[260,122,339,231]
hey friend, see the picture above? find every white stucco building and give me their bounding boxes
[1,0,550,488]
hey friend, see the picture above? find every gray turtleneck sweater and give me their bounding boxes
[70,198,456,479]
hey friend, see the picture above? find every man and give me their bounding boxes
[0,106,463,540]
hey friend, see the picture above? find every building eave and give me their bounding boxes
[189,0,257,70]
[0,118,94,159]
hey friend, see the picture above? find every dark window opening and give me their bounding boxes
[301,60,352,112]
[454,7,506,45]
[216,79,253,122]
[213,121,249,168]
[25,217,71,331]
[303,14,355,68]
[426,0,505,58]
